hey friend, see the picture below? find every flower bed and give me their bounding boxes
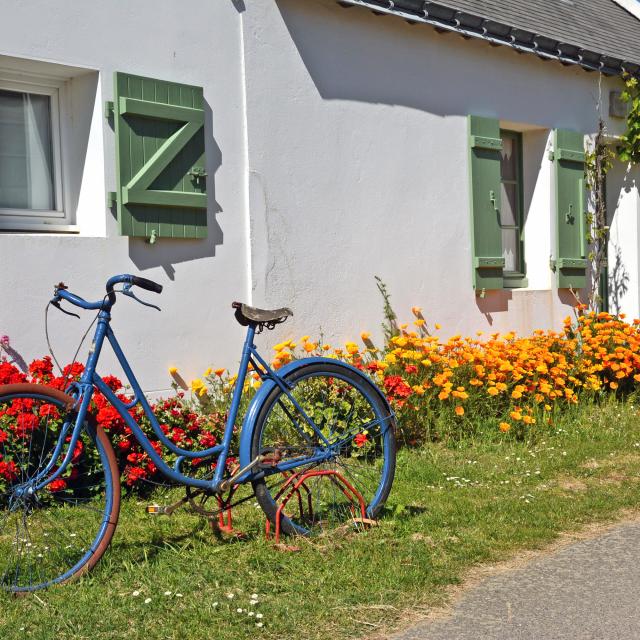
[190,308,640,445]
[0,356,226,492]
[2,308,640,493]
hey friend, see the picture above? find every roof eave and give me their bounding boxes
[336,0,640,77]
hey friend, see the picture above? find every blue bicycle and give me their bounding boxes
[0,274,396,591]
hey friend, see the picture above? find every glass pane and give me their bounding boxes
[502,228,519,273]
[0,89,54,210]
[500,134,517,181]
[500,182,518,226]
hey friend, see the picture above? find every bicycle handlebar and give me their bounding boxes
[53,274,163,311]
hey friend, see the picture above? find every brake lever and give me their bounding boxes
[122,284,161,311]
[51,300,80,319]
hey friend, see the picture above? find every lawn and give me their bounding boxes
[2,398,640,639]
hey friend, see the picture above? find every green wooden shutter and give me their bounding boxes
[107,72,207,239]
[468,115,505,292]
[553,129,587,289]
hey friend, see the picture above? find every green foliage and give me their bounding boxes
[375,275,399,342]
[585,119,615,311]
[617,75,640,164]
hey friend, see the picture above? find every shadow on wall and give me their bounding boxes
[475,290,512,325]
[275,0,579,123]
[127,102,224,280]
[606,165,636,314]
[609,244,630,315]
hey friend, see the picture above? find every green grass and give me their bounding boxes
[3,398,640,639]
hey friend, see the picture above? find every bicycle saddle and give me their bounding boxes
[232,302,293,328]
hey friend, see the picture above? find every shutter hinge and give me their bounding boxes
[107,191,117,209]
[104,100,114,120]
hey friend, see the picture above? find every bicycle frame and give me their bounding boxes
[33,304,340,494]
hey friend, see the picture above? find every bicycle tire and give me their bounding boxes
[250,362,396,536]
[0,384,120,592]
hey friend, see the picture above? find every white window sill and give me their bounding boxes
[0,222,79,234]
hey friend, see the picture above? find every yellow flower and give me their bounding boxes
[191,379,206,394]
[522,415,535,425]
[510,410,522,421]
[204,367,212,377]
[345,342,359,355]
[168,366,178,375]
[304,342,316,353]
[434,323,441,330]
[360,331,371,341]
[412,385,425,395]
[414,319,425,327]
[301,335,310,342]
[487,387,499,396]
[499,422,511,432]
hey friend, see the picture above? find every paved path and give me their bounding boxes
[392,520,640,640]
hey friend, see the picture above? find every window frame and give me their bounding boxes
[0,72,68,230]
[499,129,527,288]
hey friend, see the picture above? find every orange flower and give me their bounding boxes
[487,387,499,396]
[499,422,511,432]
[454,406,464,416]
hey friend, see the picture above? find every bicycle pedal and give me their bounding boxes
[146,504,171,516]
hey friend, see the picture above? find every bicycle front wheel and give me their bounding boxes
[251,362,396,536]
[0,384,120,592]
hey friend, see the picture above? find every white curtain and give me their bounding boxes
[0,89,54,211]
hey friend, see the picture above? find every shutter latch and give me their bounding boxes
[565,204,575,224]
[189,167,207,180]
[489,190,499,215]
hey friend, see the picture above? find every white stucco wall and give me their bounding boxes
[0,1,250,391]
[1,0,639,393]
[608,161,640,316]
[241,0,637,348]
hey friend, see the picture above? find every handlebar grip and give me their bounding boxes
[131,276,163,294]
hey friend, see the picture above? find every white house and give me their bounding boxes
[1,0,639,393]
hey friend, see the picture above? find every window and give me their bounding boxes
[499,130,525,285]
[0,79,64,228]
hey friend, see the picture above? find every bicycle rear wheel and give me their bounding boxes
[251,362,396,536]
[0,384,120,592]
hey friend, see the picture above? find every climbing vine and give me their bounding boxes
[617,74,640,164]
[585,118,614,311]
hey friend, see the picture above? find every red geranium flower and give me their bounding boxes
[47,478,67,492]
[354,433,368,448]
